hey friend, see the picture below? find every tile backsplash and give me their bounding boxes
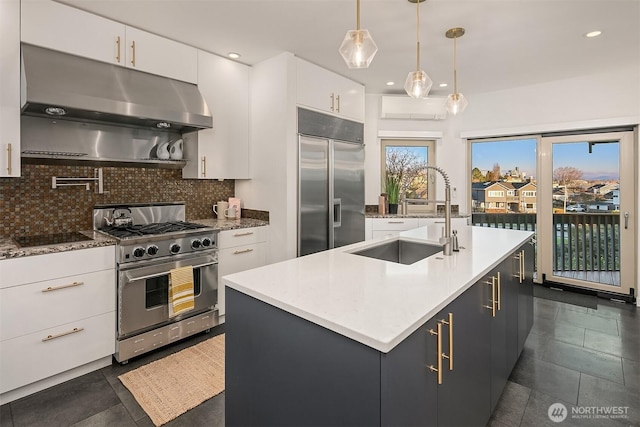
[0,164,234,238]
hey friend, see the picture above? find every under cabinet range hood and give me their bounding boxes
[20,44,212,132]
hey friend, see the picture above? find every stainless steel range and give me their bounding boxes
[93,202,219,363]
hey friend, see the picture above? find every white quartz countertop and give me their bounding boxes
[223,226,533,353]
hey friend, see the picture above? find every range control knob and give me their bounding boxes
[191,239,202,249]
[169,243,181,254]
[133,247,146,258]
[146,245,159,256]
[201,237,212,247]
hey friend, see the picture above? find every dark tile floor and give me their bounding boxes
[1,288,638,427]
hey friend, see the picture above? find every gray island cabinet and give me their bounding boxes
[225,227,534,426]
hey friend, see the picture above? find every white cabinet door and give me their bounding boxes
[21,0,125,66]
[369,218,420,240]
[0,0,21,177]
[296,58,364,122]
[182,50,249,179]
[124,27,197,83]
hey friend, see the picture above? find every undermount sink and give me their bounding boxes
[350,239,443,265]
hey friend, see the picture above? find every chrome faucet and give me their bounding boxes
[401,165,453,256]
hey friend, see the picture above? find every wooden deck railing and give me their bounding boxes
[471,213,620,273]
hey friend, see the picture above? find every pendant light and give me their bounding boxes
[445,27,469,115]
[404,0,432,98]
[339,0,378,69]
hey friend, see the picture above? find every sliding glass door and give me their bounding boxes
[538,131,634,295]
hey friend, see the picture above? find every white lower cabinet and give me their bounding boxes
[218,226,268,318]
[0,246,116,400]
[367,218,420,240]
[366,217,469,240]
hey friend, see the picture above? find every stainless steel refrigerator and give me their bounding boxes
[298,108,365,256]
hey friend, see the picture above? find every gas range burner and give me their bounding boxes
[99,221,207,239]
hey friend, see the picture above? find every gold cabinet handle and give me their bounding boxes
[513,252,523,283]
[201,156,206,177]
[330,93,335,111]
[233,231,254,237]
[6,143,11,175]
[497,272,501,311]
[336,94,341,113]
[387,221,405,224]
[521,250,525,282]
[233,248,254,255]
[483,276,496,317]
[42,281,84,292]
[427,322,443,385]
[116,36,121,63]
[42,327,84,342]
[130,40,136,66]
[440,313,453,371]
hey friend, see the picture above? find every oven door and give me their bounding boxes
[118,251,218,339]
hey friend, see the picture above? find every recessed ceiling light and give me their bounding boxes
[228,52,241,59]
[386,81,395,86]
[44,106,67,116]
[585,30,602,38]
[439,83,448,88]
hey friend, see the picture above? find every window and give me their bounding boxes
[381,139,436,213]
[488,191,504,197]
[507,190,515,196]
[526,203,534,209]
[523,191,536,197]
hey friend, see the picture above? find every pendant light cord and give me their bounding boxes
[356,0,361,30]
[453,34,458,94]
[416,0,421,71]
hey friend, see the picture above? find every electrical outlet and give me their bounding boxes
[452,187,457,199]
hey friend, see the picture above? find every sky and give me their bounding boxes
[471,138,620,181]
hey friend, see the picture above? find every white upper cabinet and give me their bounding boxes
[182,50,250,179]
[21,0,197,84]
[0,0,20,177]
[296,58,365,123]
[124,27,197,83]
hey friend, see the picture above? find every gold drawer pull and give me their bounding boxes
[233,248,254,255]
[42,281,84,292]
[130,40,136,66]
[387,221,405,224]
[115,36,121,62]
[497,272,501,311]
[42,327,84,342]
[6,143,12,175]
[234,231,254,237]
[427,322,443,384]
[440,313,453,370]
[483,276,497,317]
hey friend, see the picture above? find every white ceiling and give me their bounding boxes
[57,0,640,96]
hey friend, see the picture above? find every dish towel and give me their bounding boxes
[168,266,195,318]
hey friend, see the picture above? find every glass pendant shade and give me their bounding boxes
[446,92,468,115]
[404,70,433,99]
[339,29,378,69]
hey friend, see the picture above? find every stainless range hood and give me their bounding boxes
[20,45,213,168]
[21,44,212,132]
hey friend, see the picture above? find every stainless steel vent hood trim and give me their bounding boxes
[20,44,212,133]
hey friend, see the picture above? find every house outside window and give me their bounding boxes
[488,191,505,197]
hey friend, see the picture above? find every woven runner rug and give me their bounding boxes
[118,333,225,426]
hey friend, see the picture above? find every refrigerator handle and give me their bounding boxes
[333,198,342,228]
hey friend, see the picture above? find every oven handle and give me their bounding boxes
[124,261,217,283]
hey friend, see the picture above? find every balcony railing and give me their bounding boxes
[471,213,620,276]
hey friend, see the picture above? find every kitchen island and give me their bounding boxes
[224,226,534,426]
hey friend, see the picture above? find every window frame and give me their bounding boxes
[381,139,437,214]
